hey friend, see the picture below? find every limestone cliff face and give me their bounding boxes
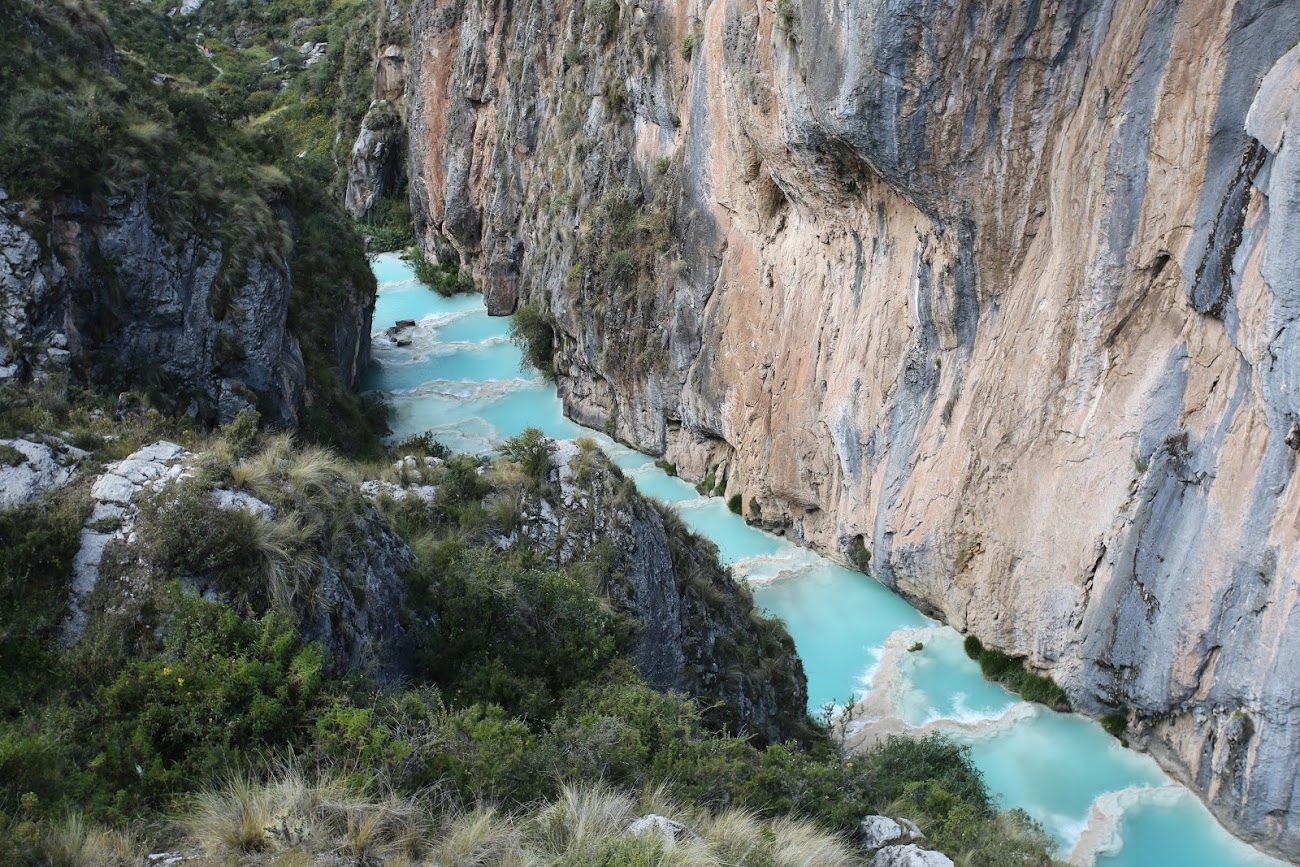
[406,0,1300,856]
[345,0,412,221]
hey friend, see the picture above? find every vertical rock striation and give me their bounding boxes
[1,181,375,427]
[345,0,413,221]
[406,0,1300,856]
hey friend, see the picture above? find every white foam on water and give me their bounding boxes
[853,645,887,695]
[374,333,509,366]
[376,275,421,290]
[669,495,719,510]
[393,417,503,455]
[923,700,1038,740]
[382,377,536,400]
[1068,785,1183,866]
[843,626,1034,742]
[730,549,823,584]
[371,309,476,338]
[917,690,1017,728]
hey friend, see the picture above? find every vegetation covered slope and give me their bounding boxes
[0,0,385,453]
[0,406,1058,865]
[0,1,1055,864]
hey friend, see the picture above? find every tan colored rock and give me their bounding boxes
[407,0,1300,856]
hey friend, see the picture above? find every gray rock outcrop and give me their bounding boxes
[1,185,309,425]
[346,100,407,221]
[500,439,810,745]
[859,816,906,850]
[871,844,954,867]
[64,441,192,643]
[0,438,81,510]
[344,0,410,223]
[406,0,1300,855]
[63,442,413,681]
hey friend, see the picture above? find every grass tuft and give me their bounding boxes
[41,813,139,867]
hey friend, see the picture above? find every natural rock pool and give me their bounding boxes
[364,253,1284,867]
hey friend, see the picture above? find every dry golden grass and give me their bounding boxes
[41,813,140,867]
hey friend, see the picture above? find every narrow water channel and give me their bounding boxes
[363,253,1284,867]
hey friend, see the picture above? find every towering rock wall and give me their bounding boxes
[406,0,1300,856]
[2,185,305,425]
[345,0,412,221]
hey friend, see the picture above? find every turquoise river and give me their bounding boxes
[363,252,1284,867]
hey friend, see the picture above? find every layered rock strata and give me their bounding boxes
[406,0,1300,856]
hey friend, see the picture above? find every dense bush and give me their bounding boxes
[509,303,557,379]
[91,594,328,815]
[410,247,475,297]
[364,196,417,252]
[0,491,89,713]
[409,546,633,720]
[964,634,1070,710]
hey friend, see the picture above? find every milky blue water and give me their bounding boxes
[363,253,1285,867]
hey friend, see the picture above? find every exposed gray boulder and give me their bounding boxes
[0,438,78,509]
[210,488,275,518]
[859,816,906,850]
[871,844,954,867]
[626,815,688,847]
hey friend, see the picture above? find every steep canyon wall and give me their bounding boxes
[405,0,1300,856]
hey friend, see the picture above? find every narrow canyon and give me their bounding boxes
[401,0,1300,857]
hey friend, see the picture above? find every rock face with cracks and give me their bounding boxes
[501,439,810,745]
[0,182,372,426]
[406,0,1300,856]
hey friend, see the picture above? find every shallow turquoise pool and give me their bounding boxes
[363,253,1285,867]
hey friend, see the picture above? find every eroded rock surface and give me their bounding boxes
[62,442,412,682]
[407,0,1300,855]
[0,438,82,509]
[501,439,810,745]
[871,844,954,867]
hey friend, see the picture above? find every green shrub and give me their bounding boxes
[0,489,90,712]
[963,634,1069,711]
[409,247,474,297]
[90,592,327,812]
[727,494,743,514]
[509,303,557,380]
[391,431,451,460]
[850,535,871,572]
[362,196,416,253]
[1101,712,1128,739]
[653,458,676,476]
[0,443,25,467]
[132,481,262,597]
[681,31,701,60]
[776,0,797,30]
[410,547,633,719]
[497,427,557,488]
